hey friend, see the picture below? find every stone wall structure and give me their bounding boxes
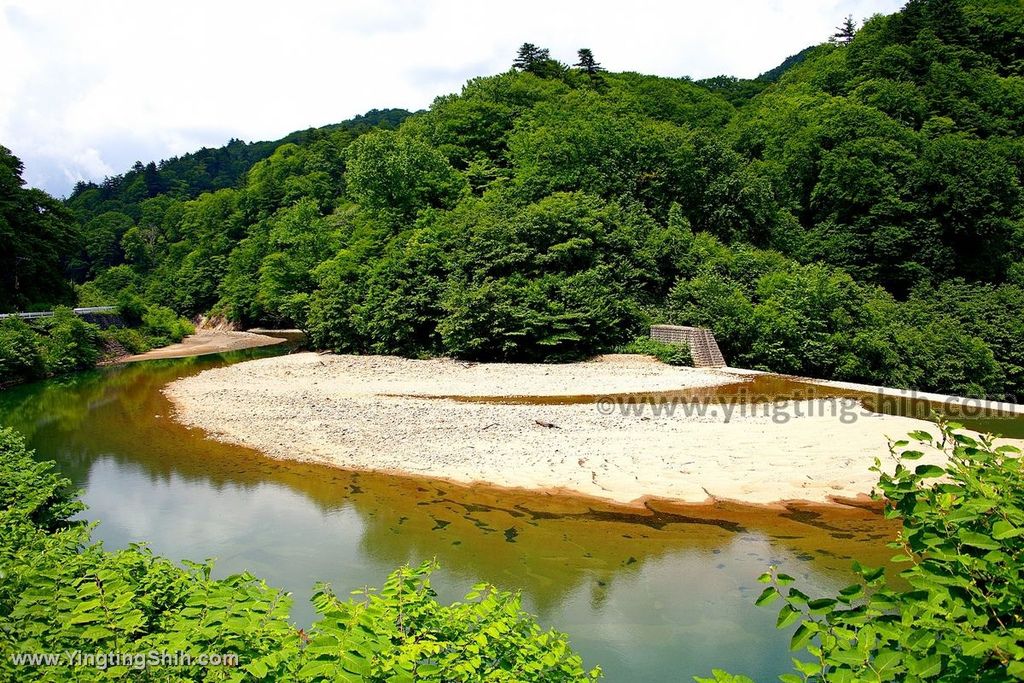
[649,325,726,367]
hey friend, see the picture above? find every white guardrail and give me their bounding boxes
[0,306,117,320]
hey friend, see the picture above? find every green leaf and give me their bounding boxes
[859,565,885,583]
[915,464,945,478]
[874,649,902,673]
[838,583,864,602]
[756,587,781,607]
[959,531,1001,550]
[776,604,800,629]
[790,623,814,651]
[807,598,836,614]
[794,658,821,676]
[992,520,1022,539]
[961,639,990,657]
[912,654,943,678]
[953,434,978,447]
[245,661,269,679]
[80,625,113,640]
[786,588,810,606]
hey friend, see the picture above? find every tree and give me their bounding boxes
[80,211,134,276]
[119,225,153,268]
[0,146,78,311]
[436,192,647,361]
[512,43,550,71]
[344,130,467,221]
[831,14,857,43]
[574,48,604,76]
[507,91,699,217]
[0,318,45,383]
[512,42,564,78]
[141,161,166,197]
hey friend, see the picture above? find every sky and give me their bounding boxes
[1,0,905,198]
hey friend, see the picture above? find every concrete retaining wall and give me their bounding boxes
[650,325,727,367]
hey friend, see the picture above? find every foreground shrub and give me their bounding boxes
[0,318,45,384]
[75,265,145,308]
[100,327,150,355]
[36,307,101,375]
[617,336,692,366]
[0,427,600,681]
[700,421,1024,682]
[116,291,148,327]
[0,304,194,387]
[141,304,194,347]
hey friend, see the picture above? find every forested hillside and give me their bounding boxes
[5,0,1024,399]
[65,109,412,224]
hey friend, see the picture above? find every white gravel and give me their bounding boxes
[163,353,1003,505]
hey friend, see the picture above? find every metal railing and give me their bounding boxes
[0,306,117,320]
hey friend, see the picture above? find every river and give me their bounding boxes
[0,346,927,680]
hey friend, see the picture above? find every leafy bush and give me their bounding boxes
[100,326,150,355]
[617,336,692,366]
[701,421,1024,682]
[75,265,144,307]
[0,304,193,387]
[36,307,101,375]
[0,427,600,681]
[307,254,364,352]
[299,563,600,682]
[0,318,46,385]
[141,305,194,347]
[345,130,468,220]
[73,282,109,308]
[115,291,148,327]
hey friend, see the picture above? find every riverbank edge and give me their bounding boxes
[252,453,891,514]
[117,330,287,363]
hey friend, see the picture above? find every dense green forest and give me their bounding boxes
[4,0,1024,399]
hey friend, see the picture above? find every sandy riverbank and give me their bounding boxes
[163,353,1017,506]
[124,330,284,362]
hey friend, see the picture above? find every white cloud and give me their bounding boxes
[0,0,905,197]
[62,148,113,186]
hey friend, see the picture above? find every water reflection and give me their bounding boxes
[0,350,902,681]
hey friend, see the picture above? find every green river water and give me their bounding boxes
[2,346,1018,680]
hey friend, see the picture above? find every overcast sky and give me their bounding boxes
[1,0,905,197]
